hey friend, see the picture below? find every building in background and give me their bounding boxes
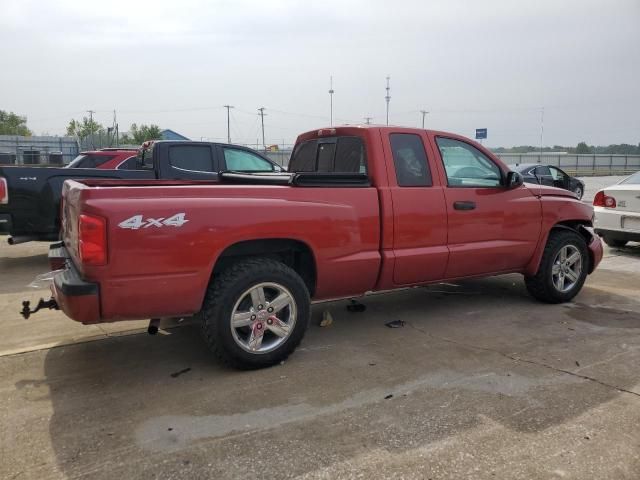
[160,129,190,141]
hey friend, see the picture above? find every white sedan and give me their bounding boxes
[594,171,640,247]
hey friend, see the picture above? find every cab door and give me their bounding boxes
[386,131,449,285]
[432,136,541,278]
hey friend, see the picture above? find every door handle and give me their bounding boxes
[453,201,476,211]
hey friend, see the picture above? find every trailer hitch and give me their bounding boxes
[21,298,59,319]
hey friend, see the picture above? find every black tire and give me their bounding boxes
[525,229,588,304]
[201,258,310,370]
[602,236,627,248]
[573,185,583,200]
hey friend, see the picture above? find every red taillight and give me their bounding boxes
[593,191,616,208]
[0,177,7,204]
[78,214,107,265]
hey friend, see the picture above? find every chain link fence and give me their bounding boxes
[0,135,80,165]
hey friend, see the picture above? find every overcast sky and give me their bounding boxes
[1,0,639,147]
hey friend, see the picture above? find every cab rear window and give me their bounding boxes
[289,137,367,174]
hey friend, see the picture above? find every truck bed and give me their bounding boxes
[60,178,382,321]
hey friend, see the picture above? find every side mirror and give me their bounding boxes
[506,171,524,189]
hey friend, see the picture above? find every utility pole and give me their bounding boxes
[539,106,544,159]
[223,105,234,144]
[87,110,95,148]
[328,76,335,126]
[385,76,391,125]
[112,110,119,147]
[258,107,267,150]
[420,110,429,129]
[364,117,373,125]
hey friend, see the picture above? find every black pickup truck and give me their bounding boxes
[0,141,281,244]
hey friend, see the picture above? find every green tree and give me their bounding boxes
[0,110,32,136]
[66,117,105,139]
[575,142,592,154]
[127,123,163,144]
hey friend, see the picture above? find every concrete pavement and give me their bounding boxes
[2,238,640,479]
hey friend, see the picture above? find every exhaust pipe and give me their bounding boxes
[8,236,37,245]
[148,318,160,335]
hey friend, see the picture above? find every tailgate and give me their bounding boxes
[61,180,84,266]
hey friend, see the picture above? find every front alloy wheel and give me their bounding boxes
[551,245,582,293]
[525,229,588,303]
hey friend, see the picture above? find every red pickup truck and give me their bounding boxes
[42,126,602,369]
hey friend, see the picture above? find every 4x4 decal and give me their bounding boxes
[118,213,188,230]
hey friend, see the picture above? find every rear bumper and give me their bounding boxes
[595,228,640,243]
[49,245,101,324]
[0,213,12,234]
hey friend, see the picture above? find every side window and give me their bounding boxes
[390,133,432,187]
[436,137,502,187]
[549,166,566,181]
[116,156,138,170]
[223,148,274,171]
[169,145,214,172]
[534,165,551,176]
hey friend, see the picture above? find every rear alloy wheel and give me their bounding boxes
[525,229,588,303]
[201,258,310,369]
[230,282,297,354]
[573,185,583,199]
[602,236,627,248]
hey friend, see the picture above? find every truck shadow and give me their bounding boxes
[36,274,640,478]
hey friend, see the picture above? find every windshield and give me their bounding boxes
[621,171,640,184]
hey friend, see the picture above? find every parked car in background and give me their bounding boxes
[510,163,585,199]
[593,171,640,247]
[66,148,139,170]
[0,141,281,244]
[41,126,602,369]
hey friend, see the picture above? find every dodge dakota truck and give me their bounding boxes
[38,126,602,369]
[0,141,280,244]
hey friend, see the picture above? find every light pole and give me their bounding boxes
[385,76,391,125]
[258,107,266,150]
[223,105,234,144]
[328,76,334,126]
[420,110,429,129]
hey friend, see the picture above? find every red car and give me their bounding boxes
[42,126,602,369]
[66,148,138,170]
